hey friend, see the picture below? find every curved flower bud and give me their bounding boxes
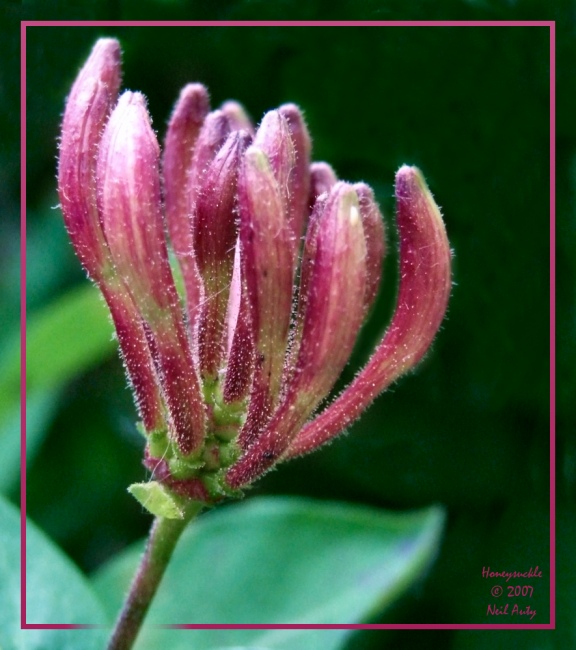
[227,183,367,487]
[287,166,452,458]
[163,83,210,339]
[97,91,205,455]
[237,146,295,447]
[58,38,164,433]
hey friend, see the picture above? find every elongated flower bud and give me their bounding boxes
[309,161,337,208]
[97,91,205,455]
[187,110,231,210]
[288,183,368,398]
[98,93,176,313]
[58,39,165,433]
[238,146,295,447]
[221,100,254,134]
[354,183,386,313]
[254,111,296,221]
[163,84,210,340]
[164,83,210,259]
[285,192,327,369]
[58,38,121,277]
[195,130,251,377]
[223,246,254,403]
[287,166,451,457]
[278,104,311,241]
[227,183,367,487]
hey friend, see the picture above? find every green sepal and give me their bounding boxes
[135,422,147,440]
[128,481,187,519]
[202,471,244,501]
[168,456,204,479]
[218,439,241,467]
[147,428,170,458]
[212,402,244,427]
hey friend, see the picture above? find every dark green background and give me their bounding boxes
[4,0,572,646]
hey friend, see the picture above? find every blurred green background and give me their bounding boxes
[4,0,573,645]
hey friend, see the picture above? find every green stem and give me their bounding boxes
[106,503,202,650]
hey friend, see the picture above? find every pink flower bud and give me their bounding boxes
[58,39,165,434]
[97,91,205,455]
[222,251,254,403]
[97,92,175,312]
[237,146,295,447]
[227,183,367,487]
[309,161,338,208]
[163,84,210,260]
[353,182,386,313]
[187,110,231,209]
[287,166,451,458]
[163,84,210,340]
[221,100,254,134]
[58,38,121,277]
[254,110,296,219]
[278,104,312,241]
[195,130,251,378]
[284,192,327,369]
[292,183,367,390]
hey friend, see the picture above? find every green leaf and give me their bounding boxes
[93,497,444,649]
[0,285,116,494]
[0,494,108,649]
[0,388,60,494]
[19,284,114,395]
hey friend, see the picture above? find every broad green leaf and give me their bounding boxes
[0,494,108,649]
[0,285,115,493]
[11,284,114,397]
[93,497,444,649]
[0,283,114,426]
[0,387,61,494]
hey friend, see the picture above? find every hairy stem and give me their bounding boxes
[107,503,202,650]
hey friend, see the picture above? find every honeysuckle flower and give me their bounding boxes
[57,39,165,435]
[59,39,451,516]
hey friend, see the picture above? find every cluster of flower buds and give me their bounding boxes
[58,38,451,516]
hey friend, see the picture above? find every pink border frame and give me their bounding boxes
[21,19,556,632]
